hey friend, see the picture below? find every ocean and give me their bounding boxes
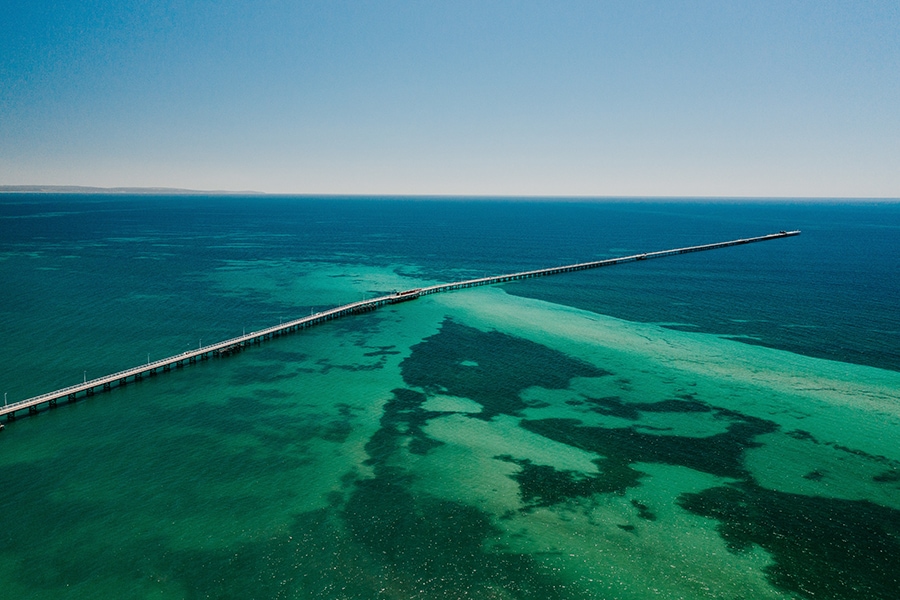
[1,195,898,599]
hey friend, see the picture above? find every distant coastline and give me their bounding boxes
[1,186,897,203]
[0,185,263,195]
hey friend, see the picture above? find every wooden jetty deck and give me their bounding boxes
[1,230,800,425]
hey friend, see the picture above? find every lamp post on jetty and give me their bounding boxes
[83,371,86,384]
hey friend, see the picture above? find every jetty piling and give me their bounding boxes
[0,230,800,425]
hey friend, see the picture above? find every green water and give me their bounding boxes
[3,285,898,598]
[1,197,898,599]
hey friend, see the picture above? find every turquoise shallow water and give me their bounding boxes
[1,196,898,599]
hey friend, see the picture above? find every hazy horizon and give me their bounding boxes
[2,185,899,202]
[2,2,899,197]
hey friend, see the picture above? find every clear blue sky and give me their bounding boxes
[2,1,898,196]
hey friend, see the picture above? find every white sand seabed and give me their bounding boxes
[426,287,900,460]
[396,288,842,599]
[499,462,790,600]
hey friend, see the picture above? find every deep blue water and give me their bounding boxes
[3,196,897,388]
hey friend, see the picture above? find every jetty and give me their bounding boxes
[1,230,799,425]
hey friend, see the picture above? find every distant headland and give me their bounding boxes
[0,185,263,195]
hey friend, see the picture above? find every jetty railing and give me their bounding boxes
[0,230,799,425]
